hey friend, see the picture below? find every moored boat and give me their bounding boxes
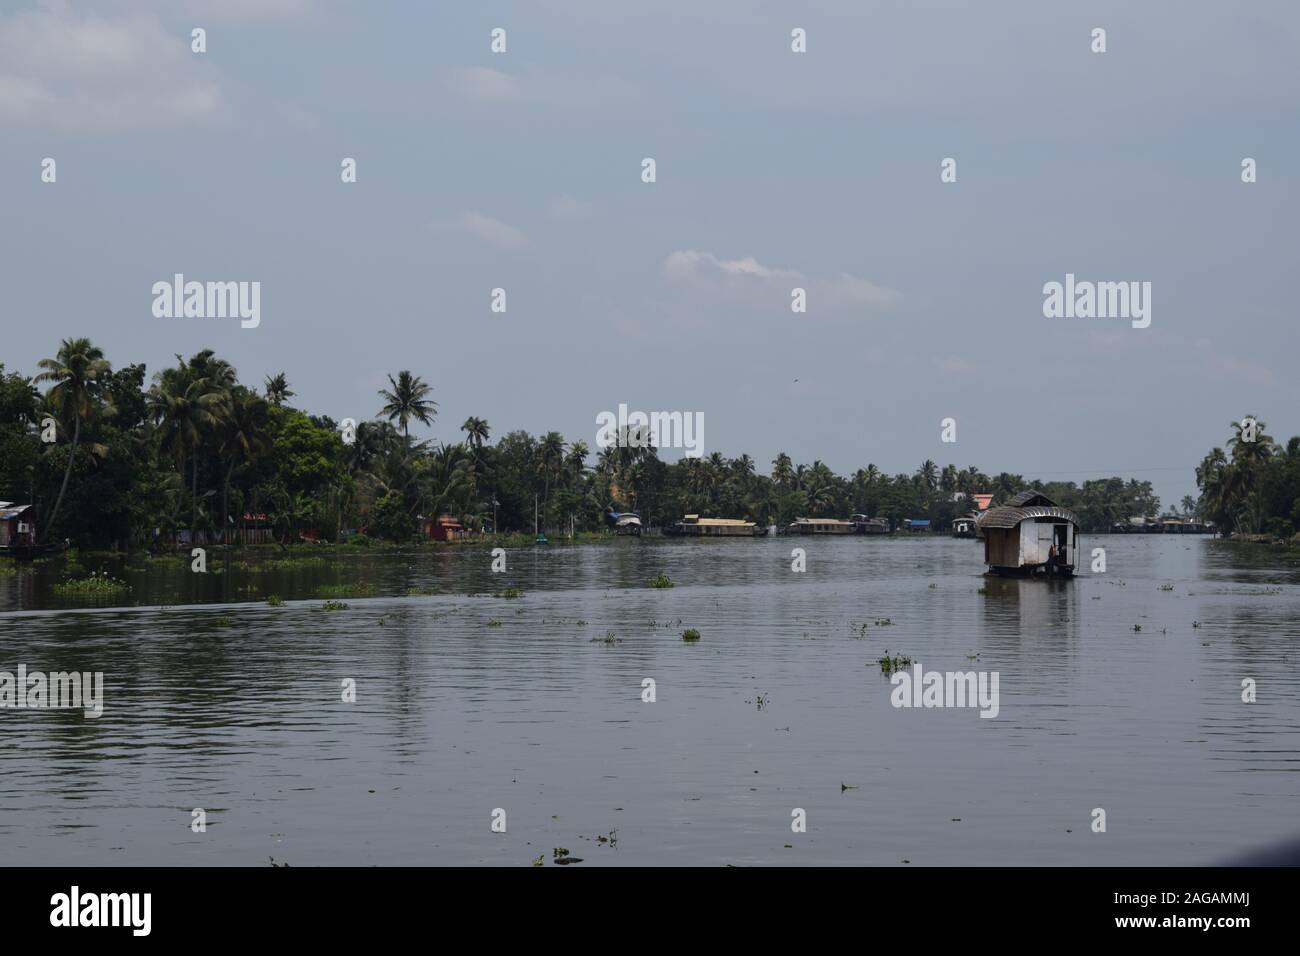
[850,514,890,534]
[664,514,765,537]
[605,511,643,536]
[789,517,856,535]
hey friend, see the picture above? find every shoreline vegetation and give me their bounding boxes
[3,341,1298,554]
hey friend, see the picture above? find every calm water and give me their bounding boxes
[1,535,1298,866]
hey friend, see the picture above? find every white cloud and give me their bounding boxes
[549,194,594,222]
[0,4,226,132]
[431,212,531,251]
[447,66,524,103]
[445,66,633,112]
[99,0,316,24]
[662,250,900,311]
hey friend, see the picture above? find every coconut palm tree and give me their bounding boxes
[264,372,293,406]
[461,416,490,450]
[379,371,437,439]
[424,443,472,521]
[771,452,795,487]
[33,338,112,542]
[148,361,229,541]
[565,441,589,489]
[218,388,270,542]
[916,459,939,495]
[1227,415,1278,533]
[538,431,566,525]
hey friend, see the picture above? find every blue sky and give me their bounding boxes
[3,0,1298,508]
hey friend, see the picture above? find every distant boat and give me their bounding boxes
[951,514,978,538]
[789,517,856,535]
[0,541,66,560]
[605,511,643,536]
[850,514,889,535]
[664,515,766,537]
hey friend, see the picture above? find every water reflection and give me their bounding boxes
[1,535,1297,865]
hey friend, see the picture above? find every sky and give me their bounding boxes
[2,0,1297,509]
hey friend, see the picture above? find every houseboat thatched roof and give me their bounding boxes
[1004,490,1058,509]
[976,490,1078,530]
[978,504,1079,530]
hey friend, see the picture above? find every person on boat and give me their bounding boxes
[1046,542,1058,576]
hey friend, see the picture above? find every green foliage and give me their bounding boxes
[877,653,912,673]
[14,339,1297,552]
[316,583,375,599]
[682,628,701,641]
[51,574,130,596]
[369,491,417,542]
[650,574,674,589]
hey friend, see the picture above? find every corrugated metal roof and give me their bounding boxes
[0,504,32,520]
[978,505,1079,529]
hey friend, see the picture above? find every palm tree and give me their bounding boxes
[264,372,293,406]
[148,361,229,541]
[538,431,566,525]
[424,443,472,522]
[218,389,270,543]
[1227,415,1278,533]
[771,453,795,487]
[565,441,589,487]
[378,371,437,439]
[33,338,111,542]
[916,459,939,494]
[461,416,490,450]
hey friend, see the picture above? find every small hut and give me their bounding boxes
[424,514,470,541]
[976,491,1079,577]
[0,503,37,552]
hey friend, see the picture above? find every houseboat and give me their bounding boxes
[951,514,978,538]
[0,503,62,558]
[789,517,856,535]
[605,510,643,536]
[976,491,1079,577]
[851,514,890,534]
[664,515,766,537]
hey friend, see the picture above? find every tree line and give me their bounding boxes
[1194,417,1300,539]
[2,339,1293,548]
